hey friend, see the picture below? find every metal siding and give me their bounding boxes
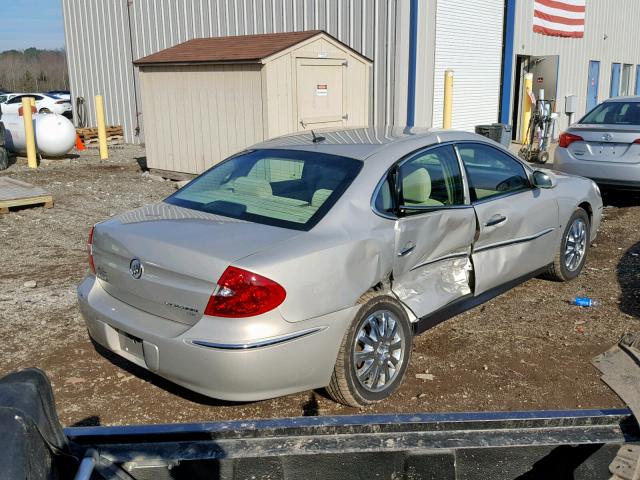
[513,0,640,133]
[432,0,505,132]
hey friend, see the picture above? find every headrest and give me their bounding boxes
[402,168,432,204]
[311,189,332,207]
[233,177,272,197]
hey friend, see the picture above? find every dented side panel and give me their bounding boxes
[238,225,396,323]
[391,208,477,319]
[471,189,560,294]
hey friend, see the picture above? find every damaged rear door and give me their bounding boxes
[389,145,477,319]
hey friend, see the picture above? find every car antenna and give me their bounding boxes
[311,130,325,143]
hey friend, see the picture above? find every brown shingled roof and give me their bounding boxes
[134,30,325,65]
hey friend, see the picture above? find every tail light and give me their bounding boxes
[559,132,583,148]
[633,139,640,144]
[88,226,96,274]
[204,266,286,318]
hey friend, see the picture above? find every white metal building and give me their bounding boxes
[62,0,640,145]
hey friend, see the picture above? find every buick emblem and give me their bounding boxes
[129,258,143,279]
[602,133,613,141]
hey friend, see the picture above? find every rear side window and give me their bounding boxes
[167,149,362,231]
[398,145,465,210]
[581,101,640,125]
[458,143,530,201]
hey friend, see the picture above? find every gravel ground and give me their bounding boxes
[0,145,639,427]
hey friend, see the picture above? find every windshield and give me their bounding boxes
[580,101,640,125]
[166,148,362,231]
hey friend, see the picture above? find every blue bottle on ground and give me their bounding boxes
[573,297,599,307]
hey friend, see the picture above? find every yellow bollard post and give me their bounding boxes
[520,73,534,144]
[95,95,108,160]
[443,69,454,129]
[22,98,37,169]
[29,97,36,109]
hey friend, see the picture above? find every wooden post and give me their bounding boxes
[95,95,108,160]
[22,98,37,168]
[520,73,534,144]
[443,69,454,129]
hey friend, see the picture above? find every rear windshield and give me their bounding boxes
[580,101,640,125]
[166,149,362,231]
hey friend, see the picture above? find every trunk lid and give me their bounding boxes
[566,124,640,163]
[92,203,299,325]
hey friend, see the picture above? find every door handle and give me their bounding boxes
[397,242,416,257]
[485,214,507,227]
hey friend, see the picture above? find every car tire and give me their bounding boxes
[542,207,590,282]
[538,151,549,164]
[39,108,51,114]
[326,292,413,407]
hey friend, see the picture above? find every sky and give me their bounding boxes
[0,0,65,51]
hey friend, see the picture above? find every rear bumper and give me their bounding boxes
[554,148,640,189]
[77,276,355,401]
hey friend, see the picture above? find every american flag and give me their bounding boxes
[533,0,586,38]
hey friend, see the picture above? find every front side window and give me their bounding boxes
[580,101,640,125]
[458,143,530,201]
[167,149,362,231]
[396,145,465,214]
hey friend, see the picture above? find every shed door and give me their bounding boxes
[432,0,504,131]
[296,58,345,131]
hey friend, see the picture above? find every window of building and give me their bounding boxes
[610,63,621,97]
[621,64,634,96]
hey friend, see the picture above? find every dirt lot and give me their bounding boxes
[1,145,639,427]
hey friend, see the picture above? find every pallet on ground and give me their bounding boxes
[76,126,124,143]
[84,135,124,145]
[0,177,54,214]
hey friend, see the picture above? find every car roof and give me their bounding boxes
[251,126,482,160]
[604,96,640,103]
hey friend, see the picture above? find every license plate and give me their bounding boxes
[599,143,619,158]
[118,331,144,360]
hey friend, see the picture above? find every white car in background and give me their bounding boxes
[47,90,71,101]
[0,93,72,119]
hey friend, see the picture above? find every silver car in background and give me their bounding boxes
[554,96,640,189]
[78,127,602,407]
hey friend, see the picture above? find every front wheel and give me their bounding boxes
[39,108,51,114]
[542,207,590,282]
[326,293,413,407]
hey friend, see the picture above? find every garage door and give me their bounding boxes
[432,0,504,132]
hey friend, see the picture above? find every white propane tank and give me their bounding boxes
[2,113,76,157]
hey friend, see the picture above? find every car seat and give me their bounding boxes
[402,168,443,206]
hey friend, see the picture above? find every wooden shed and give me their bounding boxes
[134,30,372,177]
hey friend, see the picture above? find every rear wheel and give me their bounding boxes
[326,292,413,407]
[542,207,590,281]
[39,108,51,114]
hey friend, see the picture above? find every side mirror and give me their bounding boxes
[532,170,555,189]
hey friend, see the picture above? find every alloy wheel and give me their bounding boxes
[352,309,405,393]
[564,218,587,272]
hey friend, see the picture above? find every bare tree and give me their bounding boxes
[0,48,69,92]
